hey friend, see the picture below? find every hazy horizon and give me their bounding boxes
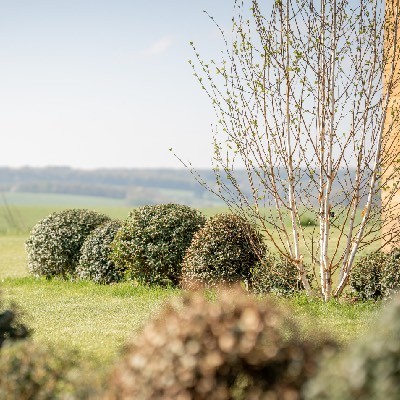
[0,164,212,171]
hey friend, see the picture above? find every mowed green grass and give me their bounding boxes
[0,194,383,371]
[0,234,27,278]
[0,191,209,233]
[0,274,381,371]
[1,277,179,367]
[1,235,380,371]
[0,192,228,234]
[282,295,380,343]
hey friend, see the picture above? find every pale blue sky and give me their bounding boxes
[0,0,235,168]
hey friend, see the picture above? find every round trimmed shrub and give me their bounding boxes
[106,288,335,400]
[251,254,308,296]
[77,220,123,284]
[110,204,206,286]
[305,294,400,399]
[26,209,110,278]
[350,249,400,300]
[181,213,266,288]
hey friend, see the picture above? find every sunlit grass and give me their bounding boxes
[0,204,133,234]
[0,234,28,278]
[1,277,382,369]
[280,294,381,344]
[1,277,179,368]
[0,196,227,235]
[0,203,384,373]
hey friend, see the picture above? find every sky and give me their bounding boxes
[0,0,236,169]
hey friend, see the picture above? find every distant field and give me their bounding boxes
[0,234,27,278]
[1,192,128,206]
[0,192,227,234]
[0,192,130,234]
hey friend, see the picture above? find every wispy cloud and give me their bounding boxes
[144,35,174,56]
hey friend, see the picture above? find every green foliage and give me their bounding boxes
[106,288,335,400]
[181,214,265,288]
[305,294,400,400]
[25,209,110,278]
[110,204,206,286]
[251,254,308,296]
[0,341,88,400]
[299,215,317,227]
[350,249,400,300]
[76,220,123,284]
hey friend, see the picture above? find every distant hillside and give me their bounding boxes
[0,166,362,208]
[0,167,224,206]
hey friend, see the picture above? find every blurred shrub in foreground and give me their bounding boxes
[0,340,96,400]
[106,288,335,400]
[305,294,400,399]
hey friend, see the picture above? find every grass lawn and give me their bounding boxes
[0,234,27,278]
[1,275,381,370]
[0,192,227,234]
[1,251,381,372]
[282,295,380,343]
[1,278,178,368]
[0,199,384,376]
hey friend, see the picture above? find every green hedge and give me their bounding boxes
[110,204,205,286]
[181,213,265,288]
[350,249,400,300]
[26,209,110,278]
[77,220,123,284]
[251,254,308,296]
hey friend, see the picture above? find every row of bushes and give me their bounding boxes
[25,206,303,295]
[25,205,400,299]
[1,289,400,399]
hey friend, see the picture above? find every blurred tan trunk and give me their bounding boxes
[382,1,400,251]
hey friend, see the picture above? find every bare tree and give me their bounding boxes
[177,0,400,300]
